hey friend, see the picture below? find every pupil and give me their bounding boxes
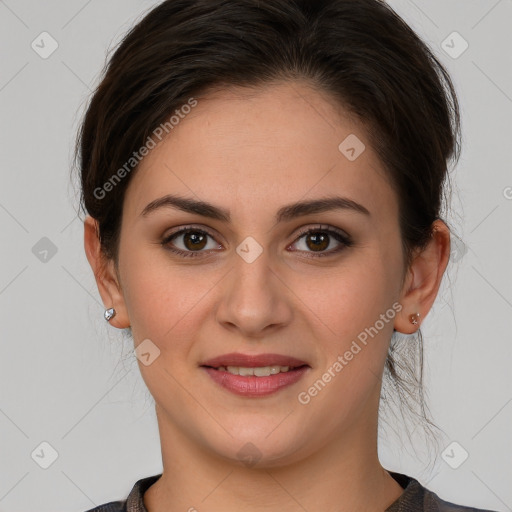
[308,233,328,251]
[185,232,206,250]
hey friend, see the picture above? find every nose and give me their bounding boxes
[215,247,294,339]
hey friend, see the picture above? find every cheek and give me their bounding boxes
[294,265,396,430]
[126,277,218,354]
[290,260,391,347]
[118,239,216,345]
[288,256,398,414]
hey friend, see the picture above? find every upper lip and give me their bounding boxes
[201,352,309,368]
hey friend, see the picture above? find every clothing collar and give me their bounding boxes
[123,471,420,511]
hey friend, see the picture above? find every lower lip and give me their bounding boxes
[201,366,309,397]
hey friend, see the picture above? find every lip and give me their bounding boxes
[200,352,310,397]
[201,352,309,368]
[201,366,310,397]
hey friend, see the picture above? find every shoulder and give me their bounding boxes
[424,487,499,512]
[82,473,162,512]
[83,501,126,512]
[387,471,499,512]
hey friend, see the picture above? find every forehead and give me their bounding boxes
[123,81,397,225]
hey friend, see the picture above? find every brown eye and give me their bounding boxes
[161,227,221,258]
[289,226,353,257]
[304,232,329,252]
[182,231,208,251]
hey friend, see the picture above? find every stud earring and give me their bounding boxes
[409,312,420,325]
[104,307,116,322]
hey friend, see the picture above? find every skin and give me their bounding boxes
[84,81,450,512]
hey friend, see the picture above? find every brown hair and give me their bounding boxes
[74,0,461,445]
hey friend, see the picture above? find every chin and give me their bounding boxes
[205,428,313,469]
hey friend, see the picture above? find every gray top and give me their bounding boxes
[84,471,498,512]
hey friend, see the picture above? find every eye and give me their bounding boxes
[161,224,353,259]
[161,226,221,258]
[288,225,353,257]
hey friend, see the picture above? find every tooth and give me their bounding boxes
[222,365,294,376]
[254,366,272,377]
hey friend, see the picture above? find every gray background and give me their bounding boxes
[0,1,511,511]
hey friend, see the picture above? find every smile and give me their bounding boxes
[201,364,310,397]
[215,365,294,376]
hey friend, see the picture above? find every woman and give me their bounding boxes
[78,0,497,510]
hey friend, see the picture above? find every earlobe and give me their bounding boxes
[83,215,130,328]
[393,219,451,334]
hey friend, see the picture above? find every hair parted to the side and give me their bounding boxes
[74,0,461,458]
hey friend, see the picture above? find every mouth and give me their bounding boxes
[200,353,310,397]
[202,364,308,377]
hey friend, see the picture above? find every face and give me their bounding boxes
[110,81,410,467]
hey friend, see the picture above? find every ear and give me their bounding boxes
[83,215,130,329]
[394,219,451,334]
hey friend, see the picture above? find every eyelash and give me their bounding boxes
[161,224,353,259]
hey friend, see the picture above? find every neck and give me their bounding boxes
[144,406,404,512]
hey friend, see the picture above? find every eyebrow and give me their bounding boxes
[140,193,371,222]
